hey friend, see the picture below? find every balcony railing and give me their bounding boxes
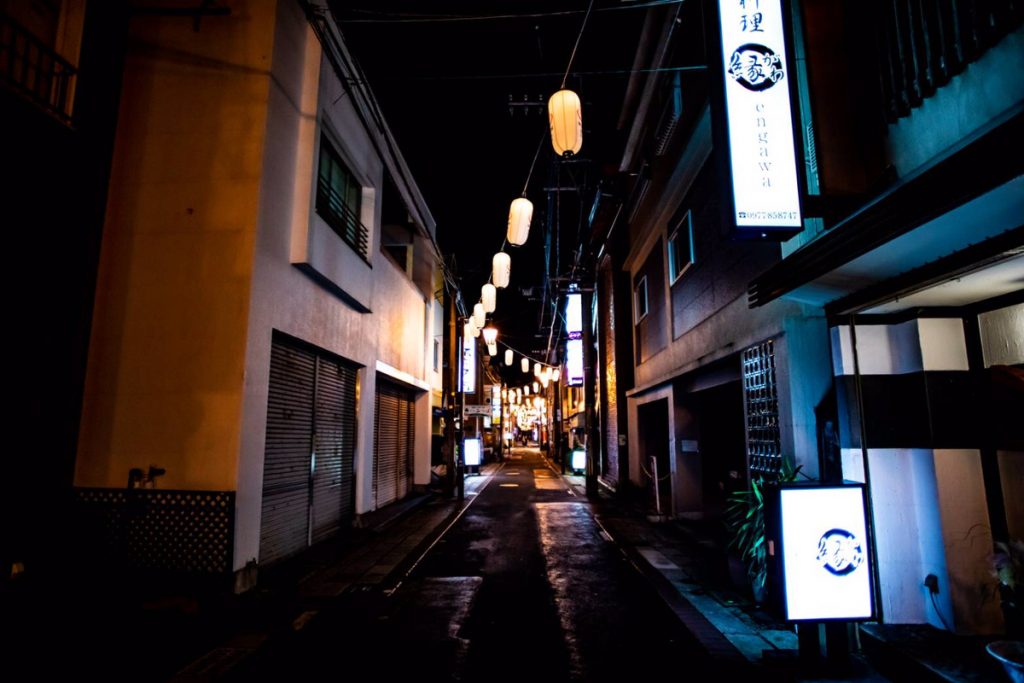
[316,172,370,262]
[0,12,77,124]
[874,0,1022,123]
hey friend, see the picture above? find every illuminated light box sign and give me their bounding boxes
[565,292,583,336]
[460,334,476,394]
[566,338,584,386]
[768,484,875,621]
[463,437,482,467]
[571,448,586,472]
[717,0,802,239]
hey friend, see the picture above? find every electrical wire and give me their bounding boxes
[562,0,597,89]
[929,590,955,632]
[337,1,684,25]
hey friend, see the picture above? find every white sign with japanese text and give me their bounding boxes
[460,335,476,394]
[718,0,802,231]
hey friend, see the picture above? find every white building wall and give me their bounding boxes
[235,1,434,573]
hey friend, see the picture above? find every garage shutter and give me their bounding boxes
[374,380,415,508]
[311,357,357,543]
[260,335,358,566]
[260,342,315,565]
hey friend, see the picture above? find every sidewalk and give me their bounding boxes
[553,463,1007,683]
[171,465,501,682]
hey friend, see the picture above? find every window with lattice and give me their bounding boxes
[743,340,782,480]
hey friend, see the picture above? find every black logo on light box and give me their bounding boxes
[816,528,864,576]
[727,43,785,91]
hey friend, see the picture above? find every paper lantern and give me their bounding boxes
[492,252,511,289]
[487,343,497,356]
[534,362,542,377]
[504,349,514,366]
[521,357,530,373]
[548,89,582,156]
[482,283,497,313]
[482,326,498,345]
[507,197,533,246]
[473,303,485,329]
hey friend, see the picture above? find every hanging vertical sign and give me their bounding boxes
[717,0,802,239]
[460,335,476,394]
[565,291,584,386]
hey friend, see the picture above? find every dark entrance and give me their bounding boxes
[637,399,671,515]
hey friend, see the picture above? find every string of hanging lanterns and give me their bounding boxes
[460,0,595,345]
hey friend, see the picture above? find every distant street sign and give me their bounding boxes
[463,404,491,416]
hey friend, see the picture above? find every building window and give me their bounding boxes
[634,276,648,323]
[316,136,369,261]
[667,210,695,284]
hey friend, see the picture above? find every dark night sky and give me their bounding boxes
[332,2,647,362]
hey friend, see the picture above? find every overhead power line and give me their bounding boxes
[336,0,684,25]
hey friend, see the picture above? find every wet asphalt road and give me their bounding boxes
[231,448,719,681]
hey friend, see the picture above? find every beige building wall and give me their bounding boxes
[77,0,277,491]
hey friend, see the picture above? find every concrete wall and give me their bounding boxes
[834,318,1000,632]
[979,302,1024,367]
[886,26,1024,177]
[77,0,277,490]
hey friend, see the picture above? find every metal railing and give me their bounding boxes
[874,0,1022,123]
[0,12,77,123]
[316,171,370,261]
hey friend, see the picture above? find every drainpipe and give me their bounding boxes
[848,314,883,625]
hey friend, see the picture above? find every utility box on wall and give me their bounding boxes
[764,483,876,622]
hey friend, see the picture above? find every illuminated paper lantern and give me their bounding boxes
[521,357,530,373]
[505,349,514,366]
[548,89,582,156]
[492,252,511,289]
[482,283,497,313]
[507,197,533,246]
[473,303,485,329]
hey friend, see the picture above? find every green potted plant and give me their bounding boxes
[725,462,802,603]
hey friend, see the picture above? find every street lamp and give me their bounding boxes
[483,326,498,356]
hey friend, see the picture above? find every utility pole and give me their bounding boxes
[442,287,457,498]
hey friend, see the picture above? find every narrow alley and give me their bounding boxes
[222,448,737,681]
